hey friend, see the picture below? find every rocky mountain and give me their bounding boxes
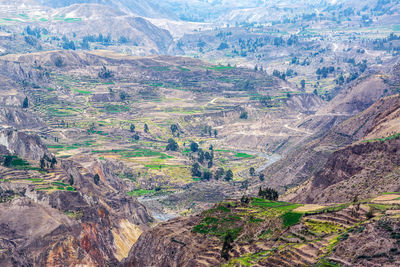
[0,128,153,266]
[122,194,400,266]
[258,65,400,193]
[289,94,400,203]
[0,1,176,55]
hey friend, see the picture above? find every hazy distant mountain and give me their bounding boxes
[36,0,178,19]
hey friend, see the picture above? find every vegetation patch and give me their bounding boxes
[363,132,400,143]
[305,219,344,234]
[102,104,130,113]
[207,65,234,71]
[281,212,303,228]
[127,189,156,197]
[235,152,254,158]
[74,89,92,94]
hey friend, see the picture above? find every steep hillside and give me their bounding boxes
[288,94,400,204]
[0,128,153,266]
[259,69,398,193]
[34,0,177,19]
[0,2,175,55]
[122,196,400,266]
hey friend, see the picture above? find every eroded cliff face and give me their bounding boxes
[293,138,400,204]
[121,198,400,267]
[121,216,218,267]
[0,129,48,161]
[0,130,153,266]
[287,95,400,204]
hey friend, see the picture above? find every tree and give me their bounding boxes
[214,129,218,137]
[166,138,178,151]
[221,233,234,260]
[241,195,250,204]
[50,157,57,169]
[249,167,255,176]
[190,142,199,152]
[217,42,229,50]
[22,97,29,109]
[120,92,127,101]
[202,171,212,181]
[69,175,74,186]
[239,111,248,119]
[191,162,202,177]
[40,157,46,170]
[144,123,149,133]
[94,174,100,185]
[225,170,233,181]
[133,133,140,140]
[258,187,278,201]
[215,168,224,180]
[207,160,213,168]
[130,124,135,132]
[300,79,306,89]
[198,151,205,164]
[54,56,63,67]
[3,155,12,167]
[170,124,178,135]
[259,173,265,181]
[98,65,113,79]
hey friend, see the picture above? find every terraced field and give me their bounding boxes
[138,194,399,267]
[8,51,320,214]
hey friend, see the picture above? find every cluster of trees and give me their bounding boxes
[200,125,217,138]
[258,187,279,201]
[316,66,335,79]
[166,138,179,151]
[189,142,233,182]
[40,154,57,170]
[82,33,112,45]
[372,33,400,51]
[192,162,233,182]
[191,142,214,168]
[217,42,229,50]
[24,36,40,48]
[98,66,113,79]
[129,123,149,141]
[3,155,13,167]
[249,167,266,181]
[25,26,47,39]
[273,70,286,80]
[61,35,76,50]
